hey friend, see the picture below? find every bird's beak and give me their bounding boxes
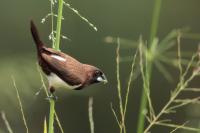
[97,74,108,84]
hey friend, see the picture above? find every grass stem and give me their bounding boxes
[12,77,29,133]
[116,38,124,133]
[88,97,94,133]
[1,111,13,133]
[136,0,162,133]
[48,0,64,132]
[55,0,64,51]
[149,0,162,44]
[48,99,55,133]
[50,0,55,48]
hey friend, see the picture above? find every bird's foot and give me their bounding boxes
[46,93,58,101]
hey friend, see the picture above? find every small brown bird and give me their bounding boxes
[30,21,107,97]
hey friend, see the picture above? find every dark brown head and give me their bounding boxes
[83,64,107,86]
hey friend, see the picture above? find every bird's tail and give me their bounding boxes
[30,20,44,53]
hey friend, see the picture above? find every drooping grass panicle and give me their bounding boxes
[63,1,97,31]
[42,0,98,49]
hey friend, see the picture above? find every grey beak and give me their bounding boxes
[97,74,108,84]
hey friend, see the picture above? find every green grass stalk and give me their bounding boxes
[55,0,64,51]
[136,0,162,133]
[37,64,64,133]
[48,0,64,132]
[50,0,55,48]
[137,56,153,133]
[48,99,55,133]
[149,0,162,44]
[44,117,47,133]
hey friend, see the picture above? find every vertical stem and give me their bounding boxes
[137,60,153,133]
[88,97,94,133]
[50,0,55,48]
[55,0,64,50]
[116,38,125,133]
[48,99,55,133]
[48,0,63,133]
[149,0,162,44]
[136,0,162,133]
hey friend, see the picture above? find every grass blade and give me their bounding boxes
[1,111,13,133]
[12,76,29,133]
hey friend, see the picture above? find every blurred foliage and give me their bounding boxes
[0,0,200,132]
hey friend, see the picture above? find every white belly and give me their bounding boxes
[47,73,81,90]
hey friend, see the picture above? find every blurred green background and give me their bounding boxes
[0,0,200,132]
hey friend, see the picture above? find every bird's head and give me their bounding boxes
[83,64,108,85]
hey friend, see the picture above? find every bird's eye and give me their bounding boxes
[94,70,101,77]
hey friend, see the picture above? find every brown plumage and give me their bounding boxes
[30,21,107,93]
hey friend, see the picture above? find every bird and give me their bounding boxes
[30,20,107,98]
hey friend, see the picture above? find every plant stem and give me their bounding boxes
[149,0,162,44]
[136,0,162,133]
[48,0,64,133]
[116,38,124,133]
[50,0,55,48]
[55,0,64,50]
[136,60,153,133]
[48,99,55,133]
[88,97,94,133]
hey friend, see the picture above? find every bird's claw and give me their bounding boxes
[45,93,58,101]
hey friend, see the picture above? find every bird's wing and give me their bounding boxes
[41,49,85,86]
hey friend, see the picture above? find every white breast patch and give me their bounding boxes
[47,73,81,90]
[51,55,66,62]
